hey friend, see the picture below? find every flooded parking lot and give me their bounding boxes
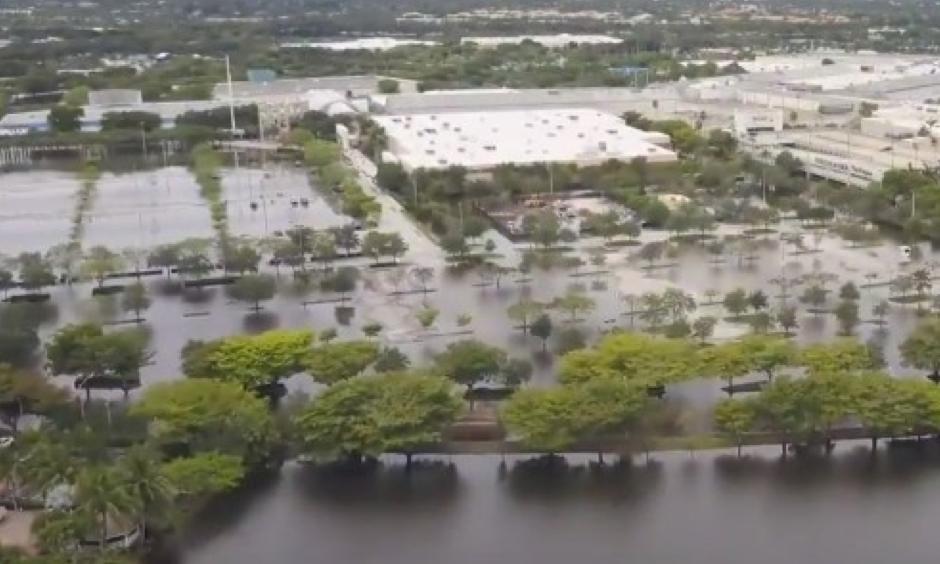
[0,158,936,411]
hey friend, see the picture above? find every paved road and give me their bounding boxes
[343,148,445,266]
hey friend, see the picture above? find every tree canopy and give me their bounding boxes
[182,329,314,390]
[306,340,380,385]
[559,332,699,386]
[131,379,276,464]
[294,372,461,460]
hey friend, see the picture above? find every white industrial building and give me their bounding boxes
[459,34,623,47]
[211,75,418,102]
[860,104,940,139]
[88,89,143,107]
[280,38,437,51]
[374,108,676,171]
[733,109,784,135]
[370,86,677,116]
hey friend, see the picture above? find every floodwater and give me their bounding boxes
[155,445,940,564]
[0,160,936,409]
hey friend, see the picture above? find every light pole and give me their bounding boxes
[225,54,237,135]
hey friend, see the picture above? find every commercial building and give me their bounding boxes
[88,89,143,107]
[733,109,784,135]
[0,100,227,134]
[280,38,437,51]
[371,86,677,116]
[743,128,940,187]
[211,75,417,102]
[860,104,940,139]
[459,34,623,48]
[374,108,676,171]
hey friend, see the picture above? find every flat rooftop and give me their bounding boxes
[460,34,623,47]
[375,108,676,171]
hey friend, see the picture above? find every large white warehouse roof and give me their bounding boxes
[375,108,676,171]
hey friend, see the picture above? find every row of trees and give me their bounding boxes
[715,371,940,456]
[179,329,530,397]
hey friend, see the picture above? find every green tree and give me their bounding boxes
[100,111,161,132]
[81,246,122,287]
[747,290,768,312]
[637,241,664,268]
[331,224,361,256]
[739,335,796,381]
[306,340,380,385]
[507,300,544,335]
[522,211,561,248]
[162,452,245,499]
[228,273,276,312]
[0,365,67,432]
[501,358,534,388]
[851,372,918,451]
[0,269,13,298]
[132,379,276,464]
[435,340,507,392]
[415,307,439,330]
[16,252,56,294]
[531,314,553,352]
[691,315,717,343]
[311,232,337,270]
[723,288,749,319]
[117,445,175,538]
[748,312,774,334]
[62,85,89,106]
[47,105,84,133]
[753,377,807,455]
[441,232,469,259]
[776,305,799,336]
[74,466,137,551]
[374,347,410,373]
[223,244,260,274]
[872,300,890,325]
[148,244,181,277]
[559,332,698,387]
[714,398,756,457]
[326,266,358,302]
[572,379,648,462]
[502,387,580,452]
[362,322,383,338]
[839,282,860,301]
[303,139,341,168]
[375,163,409,194]
[295,372,460,464]
[47,324,152,399]
[800,285,828,314]
[700,341,754,393]
[901,316,940,379]
[361,231,388,264]
[552,291,596,321]
[834,299,860,336]
[122,282,151,322]
[377,79,400,94]
[181,330,314,391]
[801,339,875,376]
[176,251,213,282]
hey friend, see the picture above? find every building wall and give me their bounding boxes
[88,89,143,107]
[374,88,673,115]
[733,109,784,135]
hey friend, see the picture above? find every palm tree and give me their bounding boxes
[75,467,138,551]
[118,446,175,541]
[912,268,932,311]
[20,437,76,502]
